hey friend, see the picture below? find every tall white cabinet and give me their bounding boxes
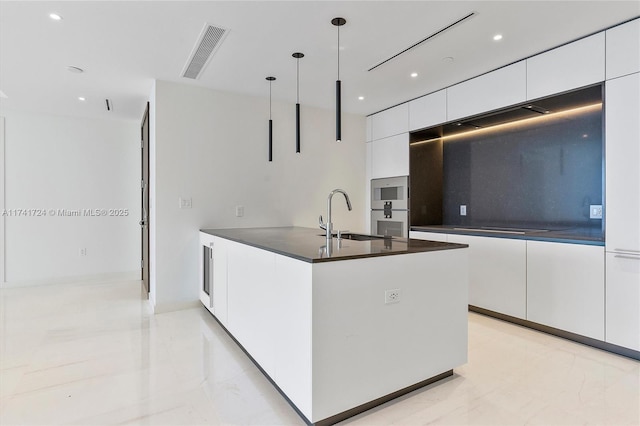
[605,72,640,351]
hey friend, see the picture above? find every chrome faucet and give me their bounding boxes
[319,189,352,246]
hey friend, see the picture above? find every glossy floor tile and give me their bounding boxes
[1,279,638,425]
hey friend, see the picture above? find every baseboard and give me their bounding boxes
[0,270,140,288]
[469,305,640,361]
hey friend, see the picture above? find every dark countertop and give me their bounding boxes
[410,225,604,246]
[201,227,468,263]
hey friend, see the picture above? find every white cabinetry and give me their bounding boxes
[409,231,448,242]
[409,89,447,131]
[605,73,640,253]
[447,235,527,319]
[447,61,526,121]
[527,241,605,340]
[371,103,409,140]
[527,33,605,100]
[606,18,640,80]
[371,133,409,179]
[365,116,373,142]
[606,252,640,351]
[226,241,278,376]
[604,72,640,353]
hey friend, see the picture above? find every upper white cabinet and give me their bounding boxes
[447,234,527,319]
[365,116,373,142]
[371,103,409,141]
[527,241,605,340]
[371,133,409,179]
[606,18,640,80]
[447,61,526,122]
[527,33,605,100]
[605,73,640,253]
[409,89,447,131]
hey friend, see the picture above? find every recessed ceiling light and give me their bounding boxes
[410,72,418,78]
[49,13,62,21]
[442,56,454,63]
[358,96,364,101]
[493,34,503,41]
[66,66,84,74]
[78,97,86,101]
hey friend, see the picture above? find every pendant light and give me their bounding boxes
[332,17,346,142]
[266,76,276,162]
[292,52,304,153]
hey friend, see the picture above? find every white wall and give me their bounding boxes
[151,80,366,312]
[0,117,5,282]
[0,110,140,284]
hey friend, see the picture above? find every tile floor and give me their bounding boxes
[0,279,638,425]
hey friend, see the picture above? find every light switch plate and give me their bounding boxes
[460,205,467,216]
[235,205,244,217]
[589,204,602,219]
[179,197,192,209]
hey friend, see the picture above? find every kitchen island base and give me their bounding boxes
[200,228,468,425]
[205,308,454,425]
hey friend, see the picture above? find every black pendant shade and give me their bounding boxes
[292,52,304,153]
[332,17,346,142]
[266,76,276,162]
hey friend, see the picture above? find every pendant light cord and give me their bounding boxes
[337,25,340,80]
[296,58,300,103]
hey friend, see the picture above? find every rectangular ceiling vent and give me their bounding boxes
[182,23,229,79]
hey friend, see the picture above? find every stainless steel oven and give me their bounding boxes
[371,176,409,237]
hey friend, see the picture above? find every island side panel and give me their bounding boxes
[272,254,313,418]
[223,239,314,419]
[310,248,469,422]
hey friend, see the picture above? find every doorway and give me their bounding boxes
[140,103,150,296]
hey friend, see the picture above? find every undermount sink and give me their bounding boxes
[318,233,388,241]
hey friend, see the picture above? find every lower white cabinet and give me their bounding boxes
[527,241,605,340]
[606,252,640,351]
[409,231,447,242]
[446,235,527,319]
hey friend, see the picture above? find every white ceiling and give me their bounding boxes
[0,1,638,123]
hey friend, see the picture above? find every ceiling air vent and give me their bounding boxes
[368,12,475,72]
[182,23,229,79]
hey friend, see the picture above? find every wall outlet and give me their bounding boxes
[179,197,192,209]
[589,205,602,219]
[235,205,244,217]
[79,248,87,256]
[460,205,467,216]
[385,289,401,304]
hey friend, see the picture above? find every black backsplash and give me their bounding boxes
[411,88,603,231]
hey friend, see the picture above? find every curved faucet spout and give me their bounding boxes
[329,189,352,211]
[326,189,352,244]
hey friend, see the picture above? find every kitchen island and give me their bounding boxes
[199,227,469,425]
